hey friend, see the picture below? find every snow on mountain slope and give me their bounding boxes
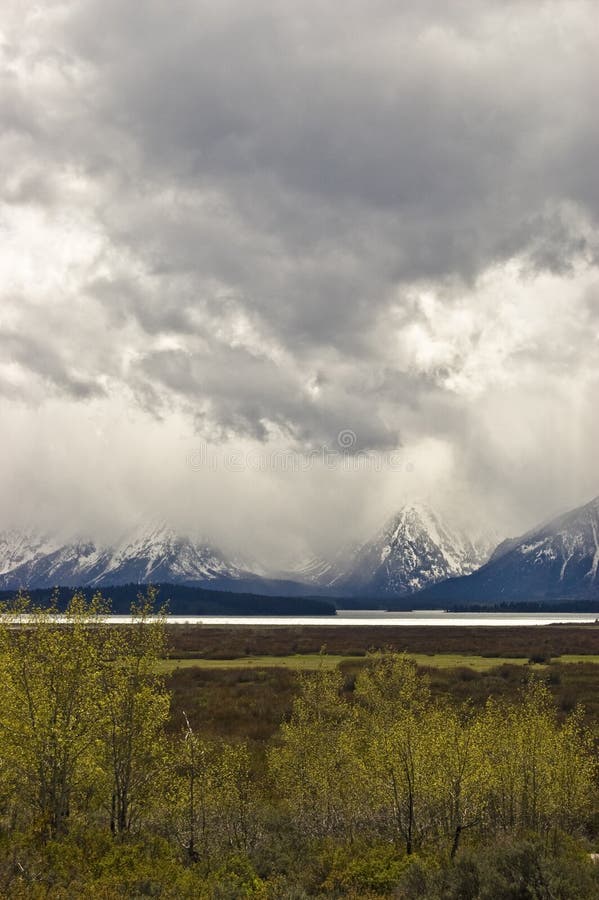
[0,529,60,575]
[517,497,599,580]
[0,506,497,597]
[0,523,251,590]
[337,503,495,596]
[6,540,114,589]
[405,494,599,606]
[93,522,249,586]
[493,494,599,591]
[285,545,357,589]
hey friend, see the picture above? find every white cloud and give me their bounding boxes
[0,0,598,560]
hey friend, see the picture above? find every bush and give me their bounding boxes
[319,843,416,896]
[529,653,551,664]
[395,836,599,900]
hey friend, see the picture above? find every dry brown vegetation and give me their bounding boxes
[165,624,599,747]
[167,660,599,747]
[166,622,599,660]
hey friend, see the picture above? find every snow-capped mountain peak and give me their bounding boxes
[283,502,497,597]
[337,502,495,596]
[405,493,599,607]
[0,523,250,591]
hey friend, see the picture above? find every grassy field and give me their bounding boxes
[158,651,599,673]
[160,625,599,744]
[157,653,353,672]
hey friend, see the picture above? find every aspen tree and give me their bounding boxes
[0,592,107,838]
[354,653,436,854]
[97,588,170,836]
[269,666,363,840]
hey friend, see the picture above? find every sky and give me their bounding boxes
[1,0,598,566]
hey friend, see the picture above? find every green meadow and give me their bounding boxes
[158,651,599,673]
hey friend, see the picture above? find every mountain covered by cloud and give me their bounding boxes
[0,522,247,590]
[0,504,495,598]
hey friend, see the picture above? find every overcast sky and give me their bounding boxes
[1,1,598,564]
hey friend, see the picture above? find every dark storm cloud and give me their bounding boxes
[134,344,403,450]
[61,0,598,273]
[1,0,599,549]
[0,331,105,400]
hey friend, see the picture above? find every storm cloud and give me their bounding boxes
[1,0,598,561]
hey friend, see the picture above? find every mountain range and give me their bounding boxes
[0,523,308,596]
[397,494,599,608]
[0,504,493,600]
[2,494,599,606]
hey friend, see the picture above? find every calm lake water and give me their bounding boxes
[100,610,599,627]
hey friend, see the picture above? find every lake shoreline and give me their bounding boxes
[157,610,599,626]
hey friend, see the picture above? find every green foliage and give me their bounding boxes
[475,678,595,836]
[98,590,170,835]
[0,591,109,838]
[172,720,257,861]
[319,842,416,896]
[269,668,367,840]
[268,652,597,860]
[396,836,599,900]
[0,609,597,897]
[0,589,169,841]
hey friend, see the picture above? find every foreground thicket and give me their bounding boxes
[0,594,597,898]
[271,658,596,855]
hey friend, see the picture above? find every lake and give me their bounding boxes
[101,610,599,626]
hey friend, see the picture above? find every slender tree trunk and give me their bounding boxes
[450,824,462,860]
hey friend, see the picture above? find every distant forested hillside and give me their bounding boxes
[0,582,336,616]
